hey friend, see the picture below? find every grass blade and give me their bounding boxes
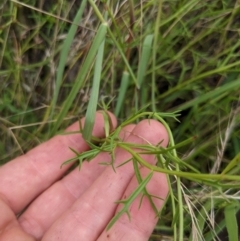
[51,22,108,135]
[82,38,106,141]
[137,34,153,88]
[50,0,87,120]
[175,80,240,111]
[114,71,130,117]
[224,202,239,241]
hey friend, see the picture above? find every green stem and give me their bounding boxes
[118,143,240,182]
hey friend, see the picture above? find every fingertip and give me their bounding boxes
[91,111,117,136]
[66,111,117,137]
[100,111,118,131]
[130,119,169,147]
[119,124,136,141]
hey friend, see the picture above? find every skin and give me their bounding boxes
[0,111,169,241]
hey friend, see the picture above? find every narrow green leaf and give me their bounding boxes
[69,147,83,169]
[114,71,130,117]
[50,0,87,120]
[51,23,108,135]
[160,61,240,100]
[224,202,239,241]
[82,36,106,141]
[137,34,153,88]
[132,158,159,214]
[221,153,240,175]
[88,0,137,86]
[177,80,240,111]
[116,158,132,168]
[106,171,153,230]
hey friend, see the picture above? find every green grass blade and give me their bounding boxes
[152,2,162,112]
[224,202,239,241]
[82,39,106,141]
[50,0,87,119]
[159,60,240,99]
[114,71,130,117]
[137,34,153,88]
[221,153,240,175]
[51,23,108,135]
[176,80,240,111]
[204,219,226,241]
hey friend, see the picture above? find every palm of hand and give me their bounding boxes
[0,112,169,241]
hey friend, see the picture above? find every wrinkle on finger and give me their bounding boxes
[118,124,135,141]
[125,119,169,147]
[0,195,16,234]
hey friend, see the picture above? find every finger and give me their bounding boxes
[0,225,35,241]
[0,195,35,241]
[42,119,169,241]
[18,124,136,240]
[0,111,117,214]
[98,167,169,241]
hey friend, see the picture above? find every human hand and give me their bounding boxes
[0,111,169,241]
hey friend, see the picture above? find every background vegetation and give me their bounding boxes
[1,0,240,240]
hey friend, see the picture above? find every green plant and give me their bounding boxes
[1,0,240,240]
